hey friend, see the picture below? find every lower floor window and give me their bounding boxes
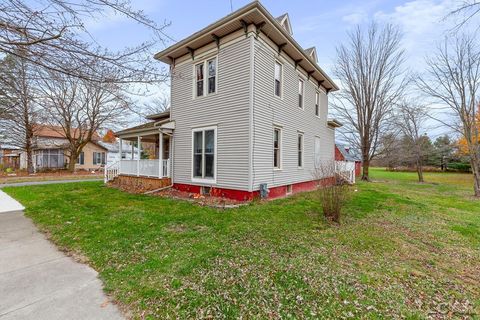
[93,152,106,165]
[76,152,85,165]
[298,132,304,167]
[35,149,64,168]
[193,127,216,180]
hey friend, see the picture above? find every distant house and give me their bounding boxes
[0,144,22,169]
[97,140,139,166]
[109,2,345,200]
[17,125,108,171]
[335,143,362,177]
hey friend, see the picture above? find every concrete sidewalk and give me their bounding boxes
[0,190,25,214]
[0,208,123,319]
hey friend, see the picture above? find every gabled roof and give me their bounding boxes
[34,125,101,141]
[145,109,170,121]
[336,143,362,162]
[304,47,318,63]
[154,1,338,92]
[275,13,293,35]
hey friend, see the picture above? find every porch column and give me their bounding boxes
[119,138,122,172]
[159,131,163,178]
[137,136,141,177]
[131,142,134,160]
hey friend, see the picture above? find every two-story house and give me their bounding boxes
[111,1,342,200]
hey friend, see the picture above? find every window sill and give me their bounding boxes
[273,168,282,171]
[192,177,217,184]
[193,92,218,100]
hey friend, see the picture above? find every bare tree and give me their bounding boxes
[446,1,480,31]
[333,23,406,181]
[395,100,429,182]
[0,55,40,173]
[416,34,480,197]
[37,60,131,172]
[1,0,171,83]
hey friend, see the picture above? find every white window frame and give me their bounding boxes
[273,126,282,170]
[274,60,283,99]
[297,132,304,168]
[193,56,218,98]
[298,78,305,109]
[315,91,320,117]
[191,125,217,184]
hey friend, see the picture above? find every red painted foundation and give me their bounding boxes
[173,177,335,201]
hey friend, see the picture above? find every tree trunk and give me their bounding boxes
[416,159,424,183]
[67,150,77,172]
[361,159,370,181]
[26,146,34,174]
[471,158,480,198]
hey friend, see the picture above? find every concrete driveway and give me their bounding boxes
[0,192,124,319]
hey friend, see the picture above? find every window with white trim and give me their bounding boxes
[315,91,320,117]
[297,132,304,167]
[207,58,216,94]
[193,127,216,180]
[273,127,281,169]
[93,152,106,165]
[274,61,282,97]
[195,63,204,97]
[195,57,217,97]
[298,78,304,109]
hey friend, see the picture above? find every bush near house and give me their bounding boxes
[4,168,479,318]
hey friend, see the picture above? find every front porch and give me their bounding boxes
[106,111,175,183]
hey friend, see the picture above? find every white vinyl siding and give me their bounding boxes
[171,37,251,190]
[252,36,335,189]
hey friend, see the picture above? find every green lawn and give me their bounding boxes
[4,168,480,319]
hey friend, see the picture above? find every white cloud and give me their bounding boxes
[342,11,368,25]
[374,0,458,69]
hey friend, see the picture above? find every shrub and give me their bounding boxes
[313,161,352,223]
[447,162,471,172]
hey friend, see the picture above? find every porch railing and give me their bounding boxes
[118,159,170,178]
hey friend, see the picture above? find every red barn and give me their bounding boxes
[335,144,362,177]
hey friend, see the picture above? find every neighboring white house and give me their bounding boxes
[97,141,139,167]
[110,2,342,201]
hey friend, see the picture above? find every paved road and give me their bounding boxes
[0,179,102,188]
[0,198,123,319]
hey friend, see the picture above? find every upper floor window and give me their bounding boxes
[298,79,304,109]
[195,63,204,97]
[208,58,216,94]
[315,91,320,117]
[273,127,282,169]
[274,61,282,97]
[195,57,217,97]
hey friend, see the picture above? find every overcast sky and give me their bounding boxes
[86,0,471,137]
